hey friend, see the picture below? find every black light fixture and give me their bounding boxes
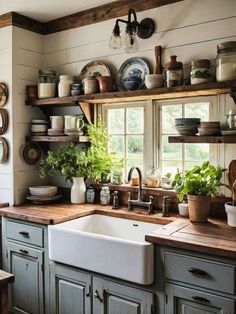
[109,8,155,53]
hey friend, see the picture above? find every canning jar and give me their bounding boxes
[190,59,212,84]
[58,75,74,97]
[38,69,56,99]
[146,167,162,188]
[86,186,95,204]
[100,186,110,205]
[216,41,236,82]
[165,55,183,87]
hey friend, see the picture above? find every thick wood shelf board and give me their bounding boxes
[26,135,89,143]
[25,81,236,106]
[169,135,236,144]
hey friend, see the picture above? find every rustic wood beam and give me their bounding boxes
[45,0,183,34]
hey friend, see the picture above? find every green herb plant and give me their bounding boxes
[39,144,90,182]
[171,161,226,202]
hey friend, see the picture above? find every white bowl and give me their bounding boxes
[145,74,164,89]
[31,124,48,133]
[29,186,58,196]
[178,203,189,217]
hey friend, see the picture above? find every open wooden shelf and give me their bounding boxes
[25,81,236,106]
[26,135,89,143]
[168,135,236,144]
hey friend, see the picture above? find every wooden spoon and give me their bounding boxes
[228,160,236,190]
[154,46,163,74]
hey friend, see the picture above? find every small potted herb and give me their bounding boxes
[171,161,225,222]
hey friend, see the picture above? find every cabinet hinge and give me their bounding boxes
[165,293,168,304]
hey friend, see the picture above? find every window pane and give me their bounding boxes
[162,161,182,176]
[107,108,124,134]
[127,108,144,134]
[185,102,209,121]
[127,135,143,170]
[185,143,209,161]
[109,135,125,159]
[162,105,182,133]
[162,135,182,160]
[185,161,204,170]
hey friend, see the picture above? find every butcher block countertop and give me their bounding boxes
[1,203,236,259]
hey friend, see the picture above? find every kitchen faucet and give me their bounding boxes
[127,166,154,214]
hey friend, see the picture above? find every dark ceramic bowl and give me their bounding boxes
[123,77,142,91]
[175,118,201,126]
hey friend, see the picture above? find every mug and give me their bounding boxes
[64,115,84,131]
[50,116,64,130]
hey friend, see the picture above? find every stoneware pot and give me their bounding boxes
[71,177,86,204]
[178,202,189,217]
[97,76,114,93]
[145,74,164,89]
[187,194,211,222]
[225,202,236,227]
[83,78,98,94]
[123,77,141,91]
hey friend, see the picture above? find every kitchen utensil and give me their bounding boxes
[154,46,162,74]
[29,185,58,197]
[26,194,62,204]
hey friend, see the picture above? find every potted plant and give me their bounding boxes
[39,144,90,204]
[171,161,225,222]
[86,117,124,183]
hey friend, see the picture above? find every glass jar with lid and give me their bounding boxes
[100,186,110,205]
[165,55,183,87]
[146,167,162,188]
[216,41,236,82]
[190,59,212,84]
[38,69,56,99]
[58,75,74,97]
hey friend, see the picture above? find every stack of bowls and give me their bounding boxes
[198,121,221,136]
[175,118,201,135]
[31,119,49,135]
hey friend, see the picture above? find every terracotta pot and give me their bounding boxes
[187,194,211,222]
[97,76,114,93]
[26,85,38,99]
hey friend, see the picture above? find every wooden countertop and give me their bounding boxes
[1,203,236,259]
[145,218,236,259]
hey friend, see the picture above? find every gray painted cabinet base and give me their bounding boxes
[50,262,155,314]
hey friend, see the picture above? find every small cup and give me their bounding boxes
[50,116,64,130]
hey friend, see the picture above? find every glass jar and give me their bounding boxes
[216,41,236,82]
[190,59,212,84]
[165,55,183,87]
[58,75,74,97]
[146,167,162,188]
[100,186,110,205]
[86,187,95,204]
[38,69,56,99]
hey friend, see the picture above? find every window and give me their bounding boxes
[159,101,210,175]
[104,103,145,177]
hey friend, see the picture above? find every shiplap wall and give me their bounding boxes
[1,0,236,204]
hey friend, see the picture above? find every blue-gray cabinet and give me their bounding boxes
[162,248,236,314]
[50,262,155,314]
[2,217,50,314]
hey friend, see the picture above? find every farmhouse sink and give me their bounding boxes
[48,214,163,284]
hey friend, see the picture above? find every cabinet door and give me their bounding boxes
[93,277,154,314]
[50,263,92,314]
[7,242,44,314]
[165,283,235,314]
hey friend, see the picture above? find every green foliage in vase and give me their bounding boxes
[39,144,90,181]
[171,161,226,202]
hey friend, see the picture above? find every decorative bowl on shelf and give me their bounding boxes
[175,118,201,126]
[145,74,164,89]
[123,77,142,91]
[176,125,199,135]
[29,186,58,197]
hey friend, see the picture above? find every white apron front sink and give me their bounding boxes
[48,214,163,285]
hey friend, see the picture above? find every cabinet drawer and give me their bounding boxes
[6,220,44,247]
[164,252,236,294]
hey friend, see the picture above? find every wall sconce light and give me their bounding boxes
[109,8,155,53]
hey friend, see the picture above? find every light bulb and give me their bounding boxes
[125,32,138,53]
[109,33,122,50]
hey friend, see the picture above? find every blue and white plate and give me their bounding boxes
[117,58,150,91]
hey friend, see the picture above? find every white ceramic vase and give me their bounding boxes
[71,177,86,204]
[225,202,236,227]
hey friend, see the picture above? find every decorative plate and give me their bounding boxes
[0,108,9,135]
[20,142,43,165]
[0,137,9,164]
[117,57,150,91]
[80,61,111,79]
[0,82,8,107]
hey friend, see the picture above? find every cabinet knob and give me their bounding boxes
[19,249,29,255]
[94,290,103,302]
[19,231,29,237]
[192,296,210,303]
[86,286,91,297]
[188,268,209,276]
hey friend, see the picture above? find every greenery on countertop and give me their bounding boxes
[171,161,226,202]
